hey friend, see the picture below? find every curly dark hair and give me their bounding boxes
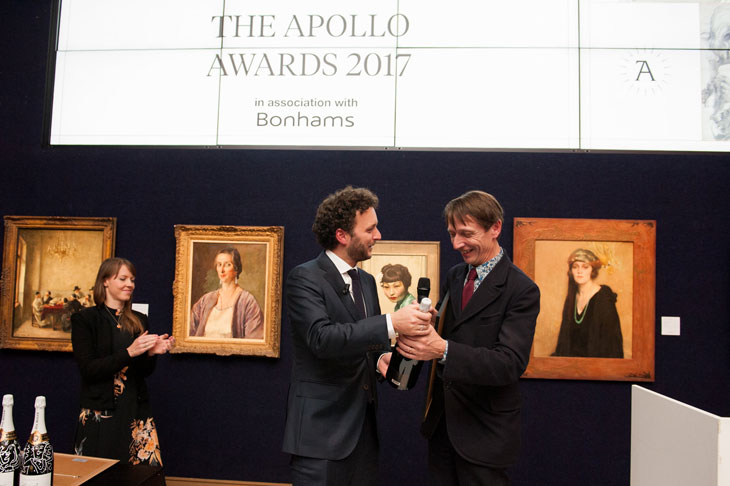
[312,186,379,250]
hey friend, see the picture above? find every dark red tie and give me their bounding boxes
[462,267,477,310]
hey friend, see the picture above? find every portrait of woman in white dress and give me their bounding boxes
[189,247,264,339]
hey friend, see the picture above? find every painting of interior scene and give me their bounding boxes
[11,228,104,339]
[531,240,633,359]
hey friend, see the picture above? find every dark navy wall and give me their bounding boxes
[2,3,730,485]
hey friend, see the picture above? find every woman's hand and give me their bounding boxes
[148,334,175,355]
[127,331,160,357]
[128,332,176,357]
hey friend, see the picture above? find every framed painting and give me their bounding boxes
[170,225,284,357]
[358,241,440,313]
[514,218,655,381]
[0,216,116,352]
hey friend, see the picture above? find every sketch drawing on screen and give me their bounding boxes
[702,3,730,140]
[189,247,264,339]
[552,248,624,359]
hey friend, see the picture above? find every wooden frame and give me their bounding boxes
[359,240,440,313]
[171,225,283,357]
[0,216,116,352]
[514,218,655,381]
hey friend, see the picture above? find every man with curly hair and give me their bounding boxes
[283,186,433,485]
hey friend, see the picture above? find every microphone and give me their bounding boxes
[417,277,430,303]
[341,284,350,296]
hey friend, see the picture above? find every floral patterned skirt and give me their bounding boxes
[74,367,163,466]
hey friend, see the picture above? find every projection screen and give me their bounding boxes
[46,0,730,152]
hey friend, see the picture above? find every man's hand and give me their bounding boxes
[391,302,434,337]
[396,326,446,361]
[377,352,392,375]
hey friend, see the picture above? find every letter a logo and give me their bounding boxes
[635,61,655,81]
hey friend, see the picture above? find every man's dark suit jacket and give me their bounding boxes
[421,255,540,468]
[282,252,391,460]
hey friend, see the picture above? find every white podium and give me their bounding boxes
[631,385,730,486]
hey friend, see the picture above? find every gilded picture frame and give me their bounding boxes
[514,218,655,381]
[0,216,116,352]
[358,240,440,313]
[170,225,284,357]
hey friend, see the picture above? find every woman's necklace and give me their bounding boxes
[574,293,591,325]
[216,287,240,310]
[105,305,122,329]
[575,284,600,324]
[574,299,589,324]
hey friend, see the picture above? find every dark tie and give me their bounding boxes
[347,269,366,319]
[462,267,477,310]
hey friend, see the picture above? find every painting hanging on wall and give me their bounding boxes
[0,216,116,352]
[358,240,440,313]
[513,218,655,381]
[170,225,284,357]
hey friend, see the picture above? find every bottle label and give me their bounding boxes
[19,472,52,486]
[21,442,53,476]
[0,471,15,486]
[0,440,20,473]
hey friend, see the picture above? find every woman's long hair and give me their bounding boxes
[562,249,601,323]
[93,257,143,335]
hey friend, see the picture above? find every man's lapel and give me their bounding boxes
[451,257,510,331]
[360,270,380,317]
[317,252,361,322]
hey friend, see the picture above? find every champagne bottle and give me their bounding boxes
[386,297,431,390]
[19,397,53,486]
[0,394,21,486]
